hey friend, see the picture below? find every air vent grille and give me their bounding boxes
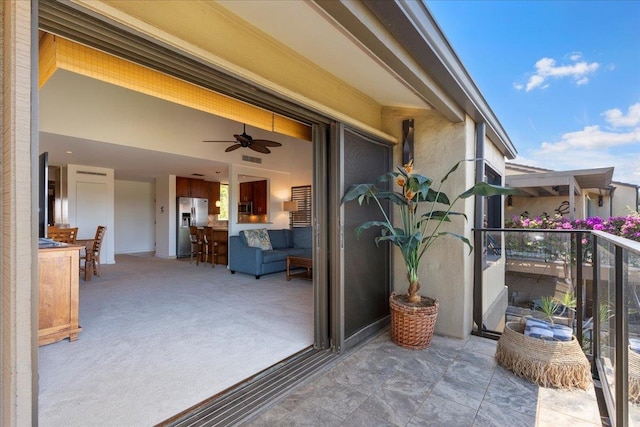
[77,170,107,176]
[242,155,262,164]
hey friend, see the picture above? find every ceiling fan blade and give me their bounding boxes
[249,144,270,154]
[251,139,282,147]
[234,134,252,145]
[225,144,242,152]
[203,140,236,143]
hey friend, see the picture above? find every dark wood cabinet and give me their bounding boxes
[252,180,267,214]
[211,229,228,266]
[176,176,208,199]
[207,181,221,215]
[239,182,253,203]
[176,176,191,197]
[239,180,268,214]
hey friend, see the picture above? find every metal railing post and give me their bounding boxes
[576,232,583,346]
[592,234,599,376]
[615,244,628,426]
[473,229,483,337]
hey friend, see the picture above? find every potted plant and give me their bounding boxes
[342,159,516,349]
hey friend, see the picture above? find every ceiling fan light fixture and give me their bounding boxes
[203,123,282,154]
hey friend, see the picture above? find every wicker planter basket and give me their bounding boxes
[389,293,438,350]
[496,321,591,390]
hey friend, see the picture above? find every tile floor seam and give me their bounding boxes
[401,354,459,427]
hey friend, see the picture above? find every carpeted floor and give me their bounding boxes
[38,254,314,427]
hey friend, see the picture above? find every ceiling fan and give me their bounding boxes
[203,124,282,154]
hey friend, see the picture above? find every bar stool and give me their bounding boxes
[188,226,203,265]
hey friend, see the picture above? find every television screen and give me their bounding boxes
[39,152,48,238]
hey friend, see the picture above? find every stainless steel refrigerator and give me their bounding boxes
[176,197,209,258]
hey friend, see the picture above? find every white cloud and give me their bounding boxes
[539,125,640,153]
[522,104,640,184]
[602,103,640,128]
[516,54,600,92]
[520,149,640,185]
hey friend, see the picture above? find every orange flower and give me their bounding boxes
[404,189,415,200]
[403,159,414,174]
[396,177,406,187]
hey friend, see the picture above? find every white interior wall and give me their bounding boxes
[114,180,155,254]
[155,175,176,259]
[65,164,115,264]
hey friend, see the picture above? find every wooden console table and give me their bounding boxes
[286,256,312,281]
[38,244,83,346]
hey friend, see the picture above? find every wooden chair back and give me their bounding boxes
[48,227,78,244]
[91,226,107,257]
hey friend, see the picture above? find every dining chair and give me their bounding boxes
[48,227,78,244]
[81,225,106,280]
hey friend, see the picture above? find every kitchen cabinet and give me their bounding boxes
[176,176,208,199]
[252,180,267,214]
[239,182,253,203]
[208,181,221,215]
[38,245,83,346]
[211,229,228,266]
[238,180,268,214]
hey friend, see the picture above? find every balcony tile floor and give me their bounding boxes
[244,331,605,427]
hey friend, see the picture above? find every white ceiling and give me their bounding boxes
[39,1,430,183]
[215,0,426,109]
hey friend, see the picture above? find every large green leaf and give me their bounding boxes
[459,182,520,199]
[354,220,394,239]
[341,183,376,204]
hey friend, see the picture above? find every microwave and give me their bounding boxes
[238,202,253,214]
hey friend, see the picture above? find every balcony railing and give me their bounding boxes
[473,228,640,426]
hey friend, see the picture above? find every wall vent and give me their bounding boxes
[191,173,205,177]
[242,155,262,164]
[77,170,107,176]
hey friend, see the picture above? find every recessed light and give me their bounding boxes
[66,150,72,154]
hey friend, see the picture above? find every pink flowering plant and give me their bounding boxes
[506,213,640,242]
[505,212,640,264]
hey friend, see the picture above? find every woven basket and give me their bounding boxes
[389,293,438,350]
[496,322,591,390]
[629,347,640,403]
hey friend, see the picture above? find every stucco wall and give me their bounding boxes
[381,108,478,339]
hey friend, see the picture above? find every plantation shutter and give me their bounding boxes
[291,185,312,228]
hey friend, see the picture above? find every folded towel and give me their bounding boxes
[526,326,554,339]
[551,325,573,342]
[524,318,551,334]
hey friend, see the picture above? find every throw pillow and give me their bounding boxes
[244,228,272,250]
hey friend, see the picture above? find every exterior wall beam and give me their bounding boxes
[1,1,36,425]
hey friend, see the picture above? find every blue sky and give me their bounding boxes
[426,1,640,185]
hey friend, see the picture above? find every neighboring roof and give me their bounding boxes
[506,167,614,197]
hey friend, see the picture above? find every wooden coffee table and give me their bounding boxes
[286,256,312,281]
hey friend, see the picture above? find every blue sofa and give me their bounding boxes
[229,227,312,279]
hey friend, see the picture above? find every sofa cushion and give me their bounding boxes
[262,249,290,263]
[292,226,312,249]
[268,229,289,249]
[243,228,272,250]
